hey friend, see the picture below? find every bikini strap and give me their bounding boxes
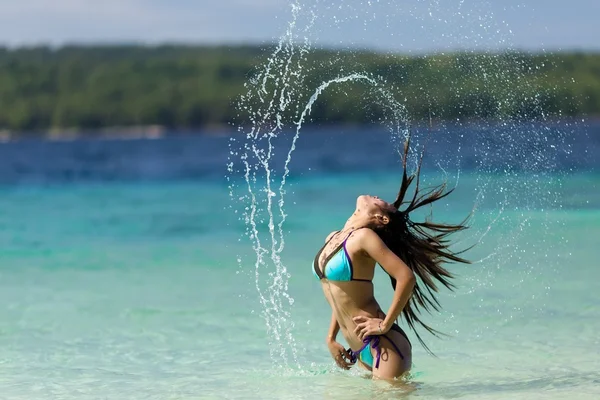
[343,229,372,282]
[341,229,356,243]
[313,230,340,279]
[350,334,405,369]
[314,229,358,280]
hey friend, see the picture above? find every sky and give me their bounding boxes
[0,0,598,53]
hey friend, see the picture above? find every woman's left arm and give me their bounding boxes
[353,229,416,338]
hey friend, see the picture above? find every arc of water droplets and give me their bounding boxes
[277,74,415,253]
[237,64,398,363]
[233,0,517,372]
[245,74,381,370]
[234,0,315,371]
[229,0,412,370]
[229,1,575,371]
[241,71,417,372]
[276,73,377,246]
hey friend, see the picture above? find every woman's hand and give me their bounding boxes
[326,338,354,370]
[352,316,389,339]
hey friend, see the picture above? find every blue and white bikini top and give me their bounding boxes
[312,230,371,282]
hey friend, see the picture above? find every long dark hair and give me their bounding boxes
[374,133,472,354]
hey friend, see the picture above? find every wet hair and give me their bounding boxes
[373,133,472,355]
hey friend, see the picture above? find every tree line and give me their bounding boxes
[0,45,597,134]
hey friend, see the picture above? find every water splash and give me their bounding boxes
[230,67,413,370]
[228,0,577,369]
[228,0,314,370]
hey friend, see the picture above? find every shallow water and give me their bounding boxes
[0,125,599,399]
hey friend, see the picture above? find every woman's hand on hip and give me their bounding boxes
[326,339,354,370]
[353,315,389,339]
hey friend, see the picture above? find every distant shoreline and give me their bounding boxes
[1,45,599,136]
[0,117,597,143]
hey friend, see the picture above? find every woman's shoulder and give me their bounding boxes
[345,227,381,247]
[326,228,384,246]
[350,227,379,240]
[325,230,338,243]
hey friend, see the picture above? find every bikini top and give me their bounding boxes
[312,230,371,282]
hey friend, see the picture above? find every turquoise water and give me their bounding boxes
[0,165,598,399]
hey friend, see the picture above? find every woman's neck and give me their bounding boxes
[344,213,372,231]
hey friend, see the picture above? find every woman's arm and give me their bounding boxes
[326,311,354,369]
[326,310,341,343]
[323,231,354,369]
[353,228,416,337]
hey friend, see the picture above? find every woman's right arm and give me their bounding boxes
[322,231,353,369]
[326,311,354,369]
[326,310,341,343]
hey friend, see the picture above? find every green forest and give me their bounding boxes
[0,45,598,135]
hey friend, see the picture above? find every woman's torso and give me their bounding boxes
[313,230,385,350]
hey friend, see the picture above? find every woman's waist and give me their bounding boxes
[328,293,380,317]
[331,300,384,347]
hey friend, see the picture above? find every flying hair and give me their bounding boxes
[374,130,473,355]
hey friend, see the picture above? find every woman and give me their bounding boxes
[312,136,471,380]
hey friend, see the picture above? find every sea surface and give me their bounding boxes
[0,122,599,399]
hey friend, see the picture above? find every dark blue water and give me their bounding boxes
[0,121,597,186]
